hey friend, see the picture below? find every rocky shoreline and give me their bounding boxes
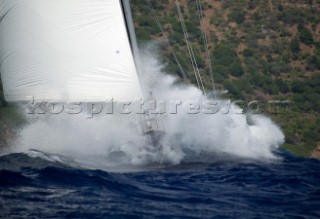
[311,144,320,159]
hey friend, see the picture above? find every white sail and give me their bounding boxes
[0,0,142,102]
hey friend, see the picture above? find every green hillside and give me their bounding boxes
[0,79,24,148]
[131,0,320,157]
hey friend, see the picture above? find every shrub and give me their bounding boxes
[278,4,284,11]
[275,79,290,93]
[290,38,301,54]
[262,81,278,94]
[228,9,246,25]
[230,61,244,77]
[212,43,244,77]
[292,80,306,93]
[224,81,239,97]
[138,15,153,27]
[212,43,236,66]
[248,0,256,10]
[277,8,305,26]
[243,48,254,57]
[136,29,152,43]
[298,24,314,45]
[308,55,320,70]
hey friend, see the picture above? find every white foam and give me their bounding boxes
[6,46,285,170]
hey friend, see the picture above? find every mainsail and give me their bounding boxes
[0,0,142,102]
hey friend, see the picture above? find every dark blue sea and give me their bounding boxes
[0,150,320,219]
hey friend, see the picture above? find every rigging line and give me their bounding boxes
[195,0,216,96]
[177,1,204,93]
[175,0,206,95]
[145,0,188,80]
[175,0,200,90]
[177,0,207,95]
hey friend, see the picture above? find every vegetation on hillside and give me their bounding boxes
[0,79,25,148]
[131,0,320,157]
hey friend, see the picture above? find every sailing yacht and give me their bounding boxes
[0,0,162,141]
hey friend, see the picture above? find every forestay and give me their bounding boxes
[0,0,142,102]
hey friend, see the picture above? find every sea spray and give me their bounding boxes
[5,46,285,170]
[140,46,285,161]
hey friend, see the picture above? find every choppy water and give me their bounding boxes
[1,150,319,219]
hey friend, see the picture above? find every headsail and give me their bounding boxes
[0,0,142,102]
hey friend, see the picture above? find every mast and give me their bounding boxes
[121,0,140,70]
[121,0,146,99]
[121,1,164,135]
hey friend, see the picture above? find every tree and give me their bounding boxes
[278,4,284,11]
[275,79,290,93]
[230,61,244,77]
[212,43,235,66]
[228,10,246,25]
[308,55,320,70]
[290,38,301,54]
[298,24,314,45]
[243,48,254,57]
[212,43,244,77]
[292,80,306,93]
